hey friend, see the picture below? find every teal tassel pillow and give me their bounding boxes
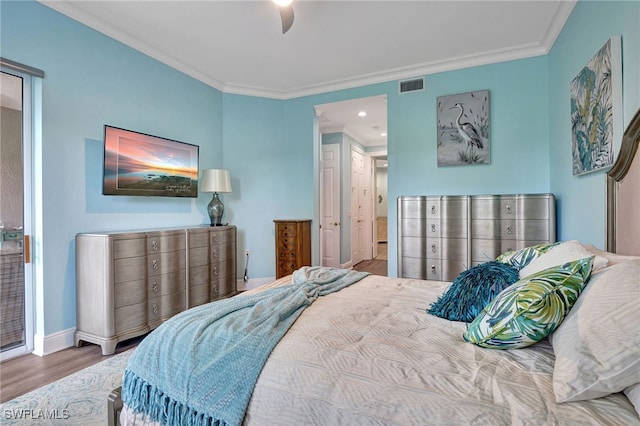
[427,261,520,322]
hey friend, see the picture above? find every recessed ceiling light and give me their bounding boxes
[273,0,293,6]
[358,111,367,117]
[380,132,387,137]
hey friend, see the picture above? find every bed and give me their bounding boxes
[112,107,640,426]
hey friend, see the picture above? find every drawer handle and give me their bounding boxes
[431,244,436,253]
[507,226,513,235]
[212,249,218,259]
[505,205,512,214]
[212,235,218,242]
[152,260,159,271]
[152,282,158,293]
[212,267,218,277]
[152,304,158,314]
[431,265,437,275]
[151,240,158,251]
[431,224,436,233]
[431,205,436,214]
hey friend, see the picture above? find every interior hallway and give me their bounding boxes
[353,242,388,276]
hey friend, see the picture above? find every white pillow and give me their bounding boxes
[519,240,608,278]
[583,243,640,266]
[624,383,640,417]
[551,260,640,402]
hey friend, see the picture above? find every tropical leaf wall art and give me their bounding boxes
[570,37,621,176]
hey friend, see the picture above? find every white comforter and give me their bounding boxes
[122,274,639,425]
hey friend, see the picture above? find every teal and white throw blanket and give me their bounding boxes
[121,266,369,426]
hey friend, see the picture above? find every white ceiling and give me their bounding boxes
[32,0,576,147]
[40,0,575,100]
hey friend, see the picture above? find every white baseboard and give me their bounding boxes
[237,276,276,291]
[33,327,75,357]
[341,260,354,269]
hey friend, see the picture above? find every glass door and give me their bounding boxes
[0,69,33,360]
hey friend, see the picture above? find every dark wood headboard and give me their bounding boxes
[606,108,640,255]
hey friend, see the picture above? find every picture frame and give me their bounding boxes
[437,90,490,166]
[571,36,623,176]
[103,125,199,197]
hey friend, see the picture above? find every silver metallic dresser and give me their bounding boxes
[75,225,236,355]
[398,194,555,281]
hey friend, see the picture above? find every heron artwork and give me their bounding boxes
[451,103,484,150]
[436,90,490,166]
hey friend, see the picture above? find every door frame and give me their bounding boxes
[0,66,37,361]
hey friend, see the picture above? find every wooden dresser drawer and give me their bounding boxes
[146,231,186,254]
[147,251,186,276]
[274,220,311,279]
[114,256,146,283]
[210,228,234,245]
[188,228,210,248]
[114,279,146,308]
[189,283,210,307]
[115,303,147,334]
[113,238,146,259]
[76,225,237,355]
[211,259,234,280]
[147,270,185,299]
[210,243,233,263]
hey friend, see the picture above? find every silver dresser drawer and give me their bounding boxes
[441,238,467,260]
[398,194,555,281]
[399,218,441,238]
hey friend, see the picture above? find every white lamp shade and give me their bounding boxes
[201,169,232,193]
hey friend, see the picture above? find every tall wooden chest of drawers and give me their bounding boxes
[398,194,555,281]
[75,225,236,355]
[274,220,311,279]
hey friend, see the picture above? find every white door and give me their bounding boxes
[351,148,371,265]
[320,144,340,267]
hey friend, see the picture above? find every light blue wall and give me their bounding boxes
[4,0,637,342]
[548,0,640,249]
[2,0,223,336]
[223,56,550,278]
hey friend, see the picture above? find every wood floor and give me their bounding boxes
[0,337,140,403]
[0,249,388,404]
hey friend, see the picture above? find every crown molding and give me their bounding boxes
[39,0,576,101]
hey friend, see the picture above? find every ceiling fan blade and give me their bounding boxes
[279,5,294,34]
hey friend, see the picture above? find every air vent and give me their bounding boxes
[399,78,424,93]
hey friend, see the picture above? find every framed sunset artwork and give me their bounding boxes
[103,125,199,197]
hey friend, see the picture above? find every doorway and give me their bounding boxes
[315,95,387,270]
[0,66,36,361]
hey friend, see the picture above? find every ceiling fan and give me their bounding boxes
[273,0,295,34]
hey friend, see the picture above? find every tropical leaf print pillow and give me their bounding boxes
[463,256,594,349]
[496,242,561,270]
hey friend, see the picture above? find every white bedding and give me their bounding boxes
[122,274,639,425]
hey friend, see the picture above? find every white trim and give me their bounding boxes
[341,260,353,270]
[38,1,576,101]
[33,327,75,357]
[237,276,276,291]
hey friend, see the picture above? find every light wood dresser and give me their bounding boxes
[398,194,555,281]
[75,225,236,355]
[274,220,311,279]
